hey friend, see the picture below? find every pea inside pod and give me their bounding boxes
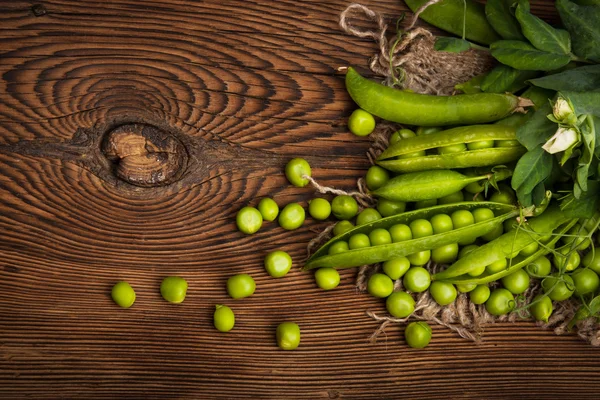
[303,202,518,270]
[376,125,526,173]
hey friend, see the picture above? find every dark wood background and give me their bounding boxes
[1,1,599,399]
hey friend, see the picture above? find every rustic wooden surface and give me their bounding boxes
[1,1,599,399]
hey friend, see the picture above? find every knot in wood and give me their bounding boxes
[102,123,187,187]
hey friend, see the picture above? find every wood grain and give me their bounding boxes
[1,1,599,399]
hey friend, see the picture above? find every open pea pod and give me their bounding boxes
[376,125,526,173]
[432,205,572,281]
[439,219,579,285]
[303,202,518,270]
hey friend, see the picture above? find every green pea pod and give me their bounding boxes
[432,205,572,280]
[303,202,518,270]
[377,125,525,173]
[404,0,501,45]
[494,86,555,128]
[345,67,530,127]
[439,219,579,285]
[372,169,512,202]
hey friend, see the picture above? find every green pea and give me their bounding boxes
[429,281,457,306]
[553,248,580,272]
[468,264,487,277]
[356,208,382,225]
[366,165,390,191]
[264,250,293,278]
[257,198,279,222]
[438,143,467,155]
[464,180,485,194]
[285,158,311,187]
[469,285,491,304]
[430,213,453,234]
[485,288,515,316]
[489,185,517,205]
[456,282,477,293]
[529,294,553,323]
[431,243,459,264]
[333,220,354,236]
[386,291,415,318]
[367,273,394,298]
[348,233,370,249]
[213,304,235,332]
[382,257,411,280]
[389,224,412,242]
[486,258,508,274]
[472,207,495,223]
[369,228,392,246]
[236,206,263,234]
[403,267,431,293]
[348,108,376,137]
[227,274,256,299]
[525,255,552,278]
[583,249,600,274]
[328,241,349,255]
[276,322,301,350]
[519,241,539,257]
[451,209,475,245]
[111,281,136,308]
[496,139,521,147]
[542,274,574,301]
[160,276,188,304]
[467,140,495,150]
[278,203,305,230]
[407,250,431,266]
[377,198,406,217]
[437,190,464,205]
[397,128,417,139]
[501,269,530,295]
[404,321,432,349]
[399,150,427,159]
[331,195,358,220]
[389,131,402,145]
[410,218,433,238]
[416,126,443,136]
[314,268,340,290]
[571,268,600,296]
[308,198,331,221]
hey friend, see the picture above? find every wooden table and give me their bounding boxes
[2,1,599,398]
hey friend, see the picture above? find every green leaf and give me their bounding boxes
[490,40,572,71]
[481,64,540,93]
[590,294,600,316]
[434,37,471,53]
[560,180,600,218]
[532,181,547,206]
[515,2,571,54]
[556,0,600,62]
[511,146,553,194]
[562,91,600,117]
[528,65,600,93]
[516,102,556,150]
[485,0,526,40]
[574,115,597,194]
[455,73,487,94]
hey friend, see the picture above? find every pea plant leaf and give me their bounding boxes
[574,116,596,195]
[434,37,471,53]
[515,1,571,54]
[485,0,526,40]
[528,65,600,93]
[511,146,554,206]
[560,180,600,218]
[481,64,540,93]
[556,0,600,62]
[490,40,572,71]
[562,91,600,117]
[516,102,556,150]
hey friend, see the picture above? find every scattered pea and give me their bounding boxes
[227,274,256,299]
[356,208,382,225]
[407,250,431,266]
[404,321,432,349]
[276,322,301,350]
[331,195,359,220]
[501,269,530,295]
[429,281,457,306]
[377,198,406,217]
[111,281,136,308]
[264,250,293,278]
[529,294,553,323]
[365,165,390,190]
[382,257,411,280]
[485,288,515,316]
[160,276,188,304]
[333,220,354,236]
[214,304,235,332]
[367,273,394,298]
[308,198,331,221]
[469,285,491,305]
[315,268,340,290]
[403,267,431,293]
[236,206,263,234]
[285,158,311,187]
[348,108,376,137]
[257,198,279,222]
[386,291,415,318]
[278,203,305,230]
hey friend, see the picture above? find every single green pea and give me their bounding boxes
[429,281,457,306]
[486,258,508,274]
[285,158,311,187]
[464,180,485,194]
[416,126,443,136]
[430,213,454,234]
[404,321,432,349]
[348,108,376,137]
[356,208,382,226]
[403,267,431,293]
[397,128,417,139]
[348,233,371,250]
[386,291,415,318]
[407,250,431,266]
[410,218,433,239]
[525,255,552,278]
[257,198,279,222]
[583,249,600,274]
[367,273,394,298]
[472,208,495,223]
[369,228,392,246]
[496,139,521,147]
[111,281,136,308]
[366,165,390,191]
[529,294,553,323]
[377,198,406,217]
[160,276,188,304]
[399,149,427,159]
[227,274,256,299]
[438,143,467,155]
[389,223,413,242]
[331,195,359,220]
[328,241,349,255]
[278,203,305,230]
[276,322,301,350]
[468,264,487,277]
[389,131,401,145]
[501,269,530,295]
[485,288,515,316]
[542,274,575,301]
[437,190,464,205]
[333,220,355,236]
[469,285,491,305]
[236,206,263,234]
[467,140,495,150]
[451,209,475,245]
[571,268,600,296]
[214,304,235,332]
[431,243,459,264]
[264,250,293,278]
[519,241,539,257]
[554,247,581,272]
[489,185,517,205]
[308,198,331,221]
[314,268,340,290]
[456,283,477,293]
[382,257,411,280]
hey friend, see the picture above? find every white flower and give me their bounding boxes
[551,95,577,125]
[542,126,580,154]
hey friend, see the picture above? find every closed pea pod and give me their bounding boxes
[345,67,529,127]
